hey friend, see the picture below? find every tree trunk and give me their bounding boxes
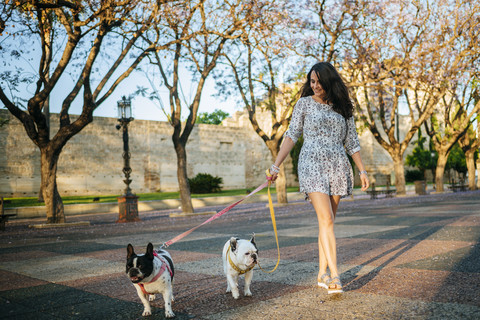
[40,149,65,224]
[465,149,476,190]
[477,159,480,190]
[392,154,406,195]
[268,143,288,204]
[435,153,448,192]
[275,164,288,204]
[173,140,194,213]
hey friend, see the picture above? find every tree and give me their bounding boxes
[424,76,480,192]
[345,0,477,195]
[445,143,467,181]
[139,0,250,213]
[405,131,436,181]
[196,109,229,125]
[218,1,307,204]
[294,0,367,64]
[458,117,480,190]
[0,0,161,223]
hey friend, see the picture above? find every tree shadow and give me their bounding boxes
[429,233,480,307]
[341,227,443,291]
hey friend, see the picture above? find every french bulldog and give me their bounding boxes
[126,243,175,318]
[222,236,258,299]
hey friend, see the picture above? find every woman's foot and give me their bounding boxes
[328,276,343,294]
[317,273,331,289]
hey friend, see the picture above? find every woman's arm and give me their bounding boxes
[268,98,305,181]
[351,151,370,191]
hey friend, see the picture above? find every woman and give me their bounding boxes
[268,62,370,294]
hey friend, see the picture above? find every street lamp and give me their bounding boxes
[116,96,140,223]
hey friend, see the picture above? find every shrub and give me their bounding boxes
[188,173,223,193]
[405,170,424,182]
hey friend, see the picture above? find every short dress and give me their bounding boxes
[285,96,361,199]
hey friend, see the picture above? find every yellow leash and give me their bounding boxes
[258,169,281,273]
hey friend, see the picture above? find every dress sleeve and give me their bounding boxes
[344,116,361,156]
[284,98,305,144]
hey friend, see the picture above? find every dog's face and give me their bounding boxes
[126,243,155,283]
[229,236,258,268]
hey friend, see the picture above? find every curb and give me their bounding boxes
[28,221,91,229]
[5,185,430,219]
[6,192,305,219]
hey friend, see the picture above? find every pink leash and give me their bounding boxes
[161,181,269,248]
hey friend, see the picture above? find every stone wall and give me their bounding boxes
[0,108,417,197]
[0,109,294,197]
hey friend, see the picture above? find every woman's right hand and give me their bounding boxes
[266,168,279,182]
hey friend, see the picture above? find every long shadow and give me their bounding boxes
[429,231,480,309]
[342,227,442,291]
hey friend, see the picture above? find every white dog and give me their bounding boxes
[222,236,258,299]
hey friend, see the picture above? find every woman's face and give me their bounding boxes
[310,71,326,100]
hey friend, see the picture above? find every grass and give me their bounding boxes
[2,186,301,208]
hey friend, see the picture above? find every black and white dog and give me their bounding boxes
[126,243,175,318]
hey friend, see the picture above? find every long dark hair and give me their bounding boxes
[300,62,353,119]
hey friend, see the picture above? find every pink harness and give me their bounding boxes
[138,251,173,296]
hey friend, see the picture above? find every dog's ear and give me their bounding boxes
[230,237,238,252]
[145,243,154,260]
[250,233,256,247]
[127,244,135,259]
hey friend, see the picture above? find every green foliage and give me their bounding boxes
[188,173,223,193]
[405,170,424,182]
[446,143,467,175]
[3,186,302,208]
[289,136,303,180]
[405,131,437,179]
[196,109,230,125]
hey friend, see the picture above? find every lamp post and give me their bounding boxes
[116,96,140,223]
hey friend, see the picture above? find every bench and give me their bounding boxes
[448,183,468,192]
[0,197,17,231]
[366,183,396,199]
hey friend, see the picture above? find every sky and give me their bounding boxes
[47,68,239,122]
[0,32,240,123]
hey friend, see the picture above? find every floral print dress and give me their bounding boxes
[285,96,361,199]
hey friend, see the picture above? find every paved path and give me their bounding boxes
[1,191,479,319]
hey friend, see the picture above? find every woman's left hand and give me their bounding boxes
[360,173,370,191]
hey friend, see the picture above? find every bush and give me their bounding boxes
[188,173,223,193]
[405,170,424,182]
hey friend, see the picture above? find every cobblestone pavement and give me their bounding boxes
[1,191,480,319]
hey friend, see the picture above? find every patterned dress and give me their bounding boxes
[285,96,361,199]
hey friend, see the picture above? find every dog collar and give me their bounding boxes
[138,251,173,295]
[227,245,255,275]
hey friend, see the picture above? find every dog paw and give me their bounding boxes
[232,292,240,299]
[165,310,175,318]
[142,310,152,316]
[225,288,231,293]
[244,290,252,297]
[148,294,155,302]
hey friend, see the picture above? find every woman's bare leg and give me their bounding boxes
[310,193,342,280]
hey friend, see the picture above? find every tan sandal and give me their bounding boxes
[328,276,343,294]
[317,273,330,289]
